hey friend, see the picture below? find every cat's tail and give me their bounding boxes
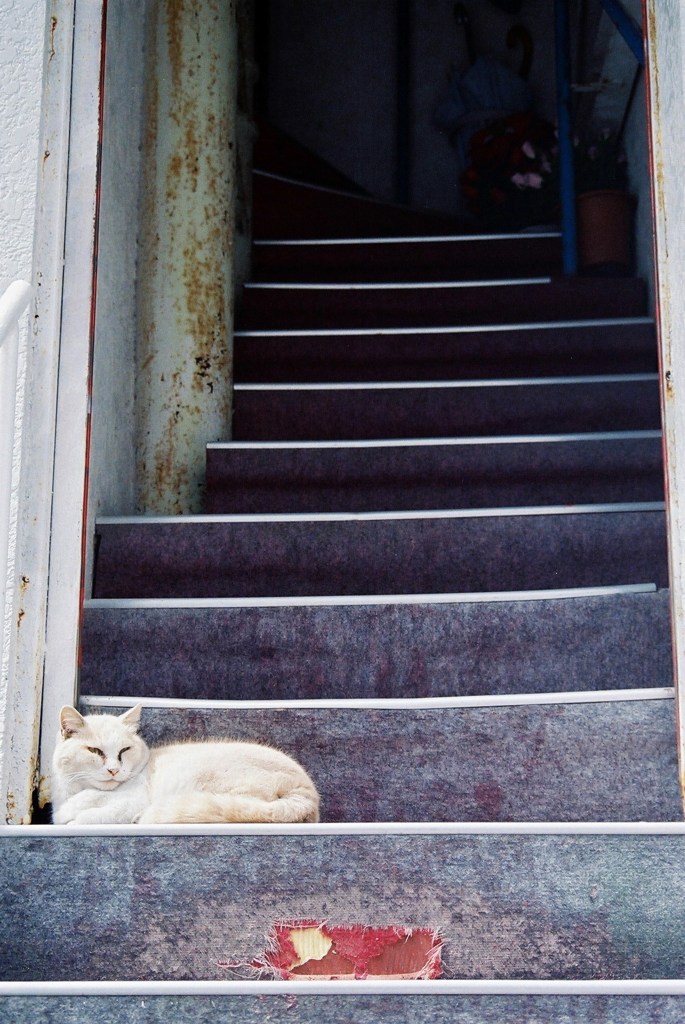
[138,787,320,825]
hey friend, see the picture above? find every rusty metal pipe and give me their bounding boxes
[136,0,237,513]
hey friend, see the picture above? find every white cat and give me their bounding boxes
[51,704,320,825]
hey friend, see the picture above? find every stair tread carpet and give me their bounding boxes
[238,277,647,330]
[3,993,685,1022]
[233,318,657,383]
[80,587,673,700]
[252,232,564,281]
[205,432,664,513]
[4,830,685,980]
[230,377,661,440]
[74,695,680,823]
[92,507,668,599]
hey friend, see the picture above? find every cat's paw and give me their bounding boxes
[53,789,110,824]
[52,809,76,825]
[72,806,117,825]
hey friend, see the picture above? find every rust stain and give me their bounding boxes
[19,575,30,622]
[137,0,234,512]
[48,15,57,62]
[165,0,186,95]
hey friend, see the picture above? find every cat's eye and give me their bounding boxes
[118,747,131,762]
[86,746,104,757]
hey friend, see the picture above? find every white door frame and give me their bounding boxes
[3,0,685,823]
[1,0,104,823]
[645,0,685,808]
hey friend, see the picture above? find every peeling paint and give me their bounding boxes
[221,921,443,981]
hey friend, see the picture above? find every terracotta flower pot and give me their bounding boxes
[576,189,637,275]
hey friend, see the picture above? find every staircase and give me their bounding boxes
[2,155,685,1017]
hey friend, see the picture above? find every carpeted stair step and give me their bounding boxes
[92,506,667,600]
[80,585,672,701]
[253,169,472,239]
[205,432,664,514]
[252,232,563,282]
[3,990,685,1022]
[76,692,682,821]
[5,825,685,981]
[237,278,647,331]
[230,376,660,441]
[233,317,657,383]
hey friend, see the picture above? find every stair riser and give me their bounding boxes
[80,591,673,701]
[231,381,661,441]
[93,511,668,599]
[4,834,685,979]
[234,322,657,383]
[3,995,685,1022]
[205,438,664,514]
[73,700,679,823]
[253,236,563,282]
[238,280,647,331]
[253,172,470,239]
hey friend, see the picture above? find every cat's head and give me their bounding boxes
[53,705,150,792]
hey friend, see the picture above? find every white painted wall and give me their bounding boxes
[0,0,49,820]
[0,0,45,291]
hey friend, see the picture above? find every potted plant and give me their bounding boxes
[574,130,635,275]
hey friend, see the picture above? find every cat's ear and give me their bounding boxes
[59,706,85,739]
[120,704,143,733]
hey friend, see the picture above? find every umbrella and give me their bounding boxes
[435,5,534,170]
[435,53,533,169]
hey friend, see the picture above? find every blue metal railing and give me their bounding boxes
[599,0,645,67]
[554,0,578,275]
[555,0,645,275]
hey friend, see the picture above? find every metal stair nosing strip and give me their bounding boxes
[234,315,654,338]
[5,978,685,998]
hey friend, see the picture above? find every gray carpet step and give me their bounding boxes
[4,827,685,979]
[205,432,664,514]
[237,277,647,330]
[81,587,673,701]
[4,992,685,1023]
[233,318,657,383]
[230,376,661,441]
[92,506,668,600]
[74,695,681,823]
[252,231,563,282]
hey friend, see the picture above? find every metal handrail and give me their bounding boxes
[554,0,578,276]
[599,0,645,67]
[0,280,31,620]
